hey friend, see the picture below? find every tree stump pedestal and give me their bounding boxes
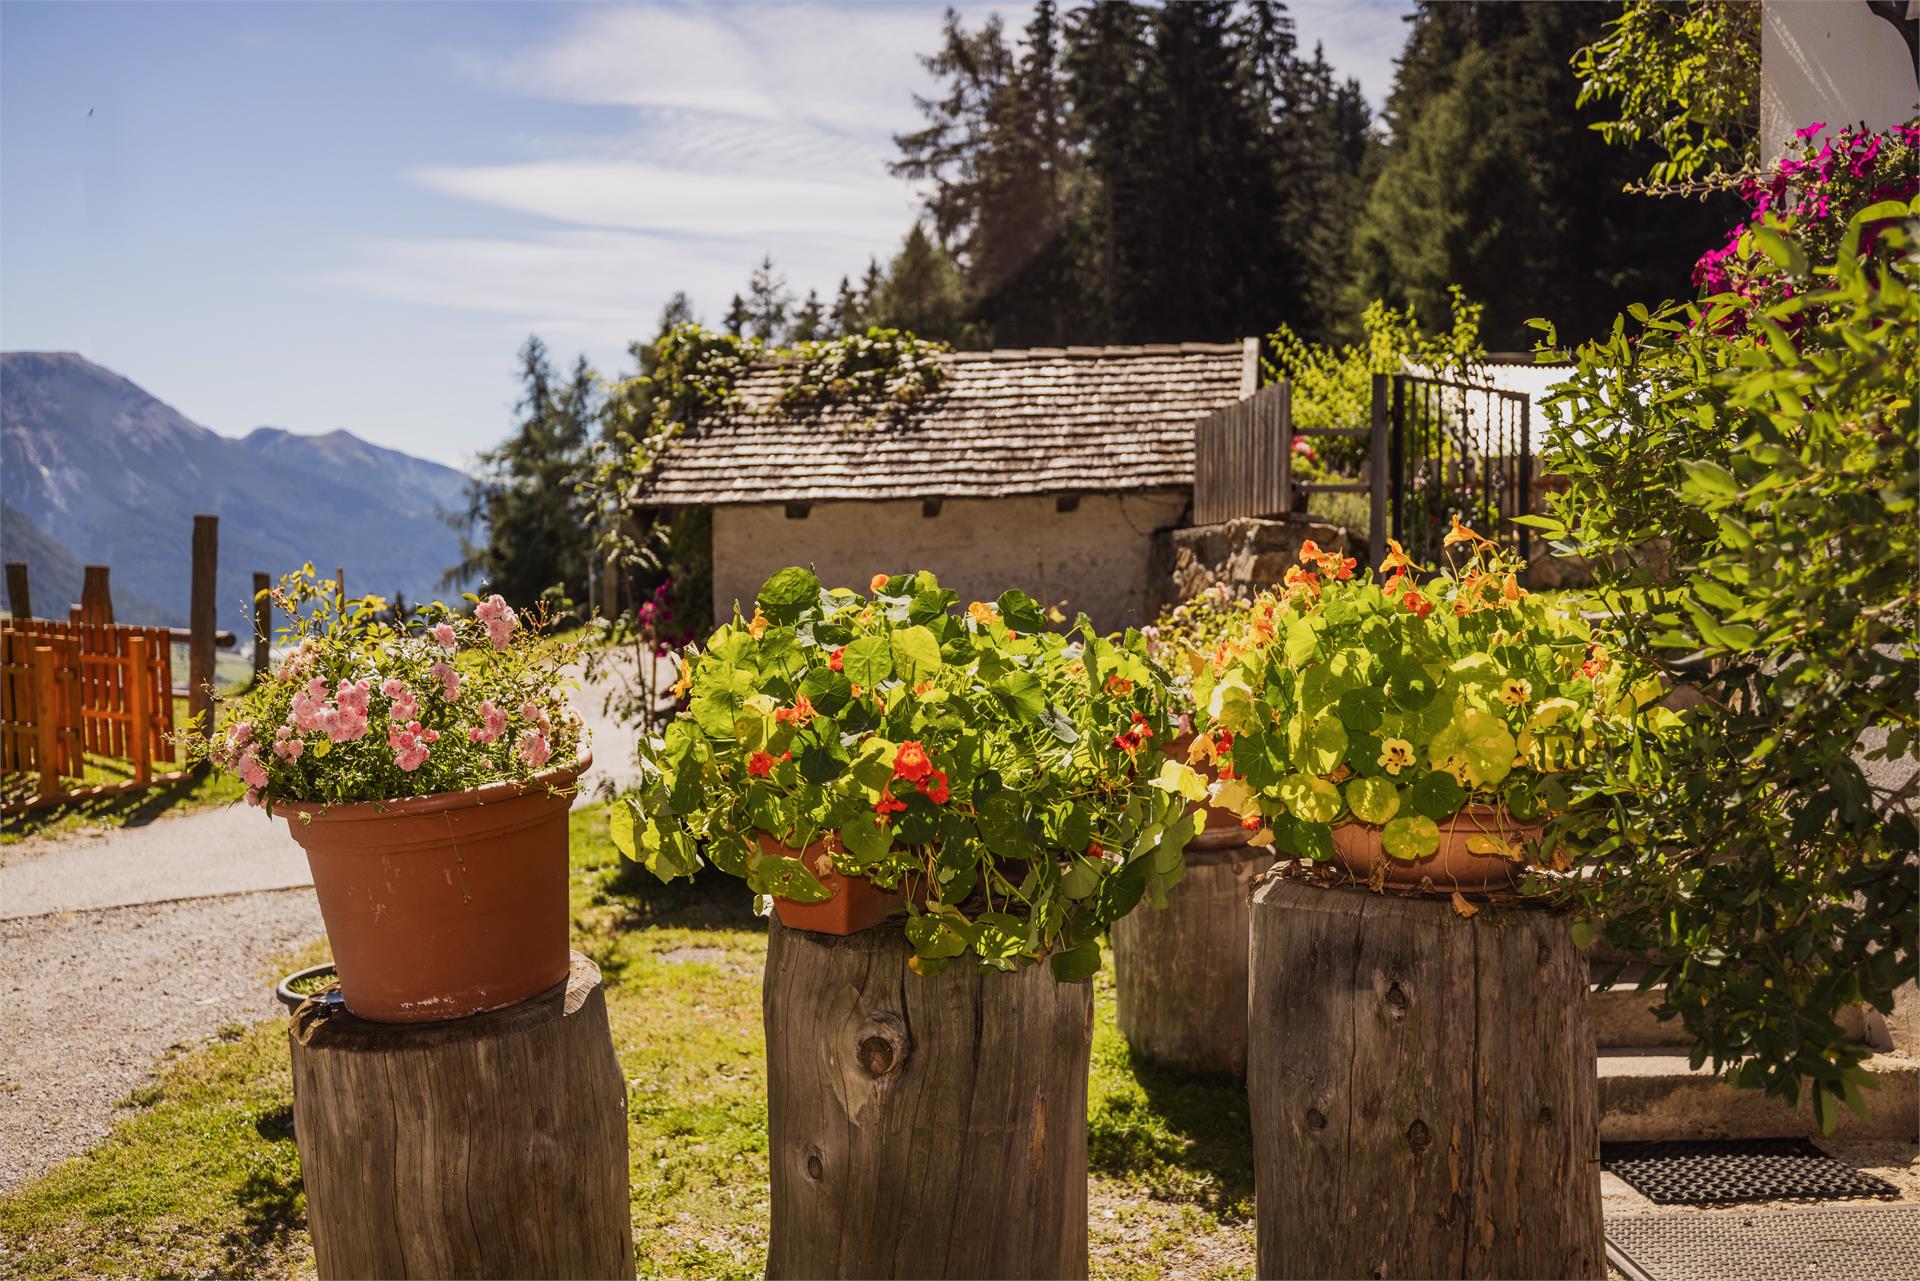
[763,916,1093,1280]
[288,951,633,1280]
[1111,832,1271,1076]
[1247,878,1603,1280]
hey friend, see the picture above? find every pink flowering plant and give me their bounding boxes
[196,566,585,810]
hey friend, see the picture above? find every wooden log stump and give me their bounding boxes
[289,951,633,1281]
[1111,834,1272,1076]
[763,916,1093,1280]
[1247,879,1603,1281]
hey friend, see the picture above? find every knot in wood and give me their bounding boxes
[854,1011,910,1080]
[804,1146,825,1182]
[1385,981,1408,1016]
[1305,1107,1328,1130]
[1405,1118,1431,1154]
[1537,1105,1554,1126]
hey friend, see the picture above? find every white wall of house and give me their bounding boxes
[1761,1,1919,162]
[711,490,1190,634]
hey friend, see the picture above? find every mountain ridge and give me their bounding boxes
[1,351,474,633]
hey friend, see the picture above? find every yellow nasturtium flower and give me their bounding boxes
[1499,678,1532,708]
[1377,738,1416,775]
[967,600,998,626]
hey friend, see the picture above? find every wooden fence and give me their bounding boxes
[0,618,187,814]
[1191,377,1386,550]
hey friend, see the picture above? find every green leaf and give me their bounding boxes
[842,634,893,687]
[1428,710,1515,789]
[756,566,820,624]
[754,852,832,903]
[996,589,1046,633]
[838,815,893,864]
[992,671,1046,719]
[1346,777,1401,825]
[1749,225,1807,276]
[1277,773,1343,823]
[890,625,943,682]
[1335,687,1385,733]
[1299,715,1350,774]
[1409,770,1467,820]
[977,795,1037,860]
[1679,459,1740,499]
[1049,939,1103,981]
[1381,815,1440,861]
[608,797,638,857]
[905,914,972,959]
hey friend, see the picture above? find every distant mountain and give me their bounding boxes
[1,352,473,634]
[1,498,181,625]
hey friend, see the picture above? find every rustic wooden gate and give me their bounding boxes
[1191,379,1385,539]
[1389,372,1534,566]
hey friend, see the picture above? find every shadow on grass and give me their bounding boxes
[1090,1051,1255,1217]
[1,767,225,843]
[217,1164,306,1275]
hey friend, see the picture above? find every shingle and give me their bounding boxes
[636,343,1246,505]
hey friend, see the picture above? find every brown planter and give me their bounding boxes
[760,833,906,935]
[1329,804,1542,893]
[281,753,588,1023]
[1162,734,1246,835]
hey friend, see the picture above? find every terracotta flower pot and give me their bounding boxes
[759,832,905,935]
[1163,734,1247,836]
[281,753,588,1023]
[1329,804,1542,893]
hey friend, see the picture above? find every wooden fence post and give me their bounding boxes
[1369,372,1389,563]
[4,563,30,619]
[253,572,272,679]
[79,566,114,625]
[127,633,154,784]
[32,644,60,803]
[189,515,219,739]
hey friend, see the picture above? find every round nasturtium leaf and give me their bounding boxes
[1278,773,1343,824]
[1298,715,1350,774]
[1409,769,1468,820]
[1345,776,1401,825]
[1381,815,1441,862]
[1428,709,1516,789]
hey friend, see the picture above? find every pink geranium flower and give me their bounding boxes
[432,623,457,650]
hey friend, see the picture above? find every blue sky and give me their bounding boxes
[1,1,1414,469]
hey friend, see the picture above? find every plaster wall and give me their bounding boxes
[1761,1,1918,161]
[712,491,1189,633]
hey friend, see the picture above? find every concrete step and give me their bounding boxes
[1598,1048,1918,1142]
[1590,980,1881,1051]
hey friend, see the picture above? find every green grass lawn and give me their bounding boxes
[0,807,1254,1280]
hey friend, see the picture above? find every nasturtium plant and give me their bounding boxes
[610,567,1205,978]
[1187,533,1646,865]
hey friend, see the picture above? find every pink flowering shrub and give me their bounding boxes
[1693,119,1919,326]
[197,566,585,810]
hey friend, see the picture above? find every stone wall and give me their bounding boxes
[1154,516,1364,613]
[712,489,1191,634]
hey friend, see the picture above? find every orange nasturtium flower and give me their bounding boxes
[747,607,769,639]
[892,740,934,784]
[872,785,908,819]
[747,751,776,777]
[870,573,891,593]
[828,646,845,672]
[1380,537,1416,575]
[774,693,816,727]
[1105,674,1134,696]
[968,600,998,626]
[918,770,950,805]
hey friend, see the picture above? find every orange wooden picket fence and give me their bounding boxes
[0,617,186,814]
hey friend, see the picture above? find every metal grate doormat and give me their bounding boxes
[1606,1205,1920,1281]
[1602,1138,1900,1205]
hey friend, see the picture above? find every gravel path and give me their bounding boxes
[0,886,323,1194]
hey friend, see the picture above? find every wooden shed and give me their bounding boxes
[638,342,1253,630]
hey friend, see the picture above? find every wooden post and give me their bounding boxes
[1276,380,1294,516]
[1248,878,1604,1280]
[31,644,60,802]
[79,565,113,625]
[188,515,218,737]
[289,952,633,1280]
[1111,836,1270,1077]
[1369,372,1390,563]
[128,633,153,785]
[252,572,271,679]
[763,917,1093,1280]
[5,563,31,619]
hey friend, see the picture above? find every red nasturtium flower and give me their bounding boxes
[1111,711,1154,754]
[828,646,845,672]
[919,770,950,805]
[747,751,776,777]
[872,785,908,819]
[1402,590,1434,620]
[1105,674,1134,695]
[893,740,933,783]
[1086,840,1105,861]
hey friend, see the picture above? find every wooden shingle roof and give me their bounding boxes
[637,342,1250,505]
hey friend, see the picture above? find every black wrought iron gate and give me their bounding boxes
[1385,372,1534,567]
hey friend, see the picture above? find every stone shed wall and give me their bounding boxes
[712,490,1190,633]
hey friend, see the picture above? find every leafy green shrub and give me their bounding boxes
[1528,201,1919,1128]
[611,568,1205,978]
[1190,534,1624,865]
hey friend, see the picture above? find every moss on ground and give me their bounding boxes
[0,806,1254,1279]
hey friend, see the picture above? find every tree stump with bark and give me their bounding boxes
[1111,833,1272,1076]
[288,951,633,1281]
[1247,878,1603,1280]
[763,916,1093,1280]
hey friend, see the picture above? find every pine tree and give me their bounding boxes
[743,255,791,342]
[832,276,864,336]
[448,337,600,609]
[869,223,975,343]
[721,293,750,338]
[790,289,827,341]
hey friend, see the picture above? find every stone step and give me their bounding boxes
[1598,1048,1918,1142]
[1590,980,1882,1050]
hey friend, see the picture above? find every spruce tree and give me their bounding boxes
[790,289,827,341]
[743,255,791,342]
